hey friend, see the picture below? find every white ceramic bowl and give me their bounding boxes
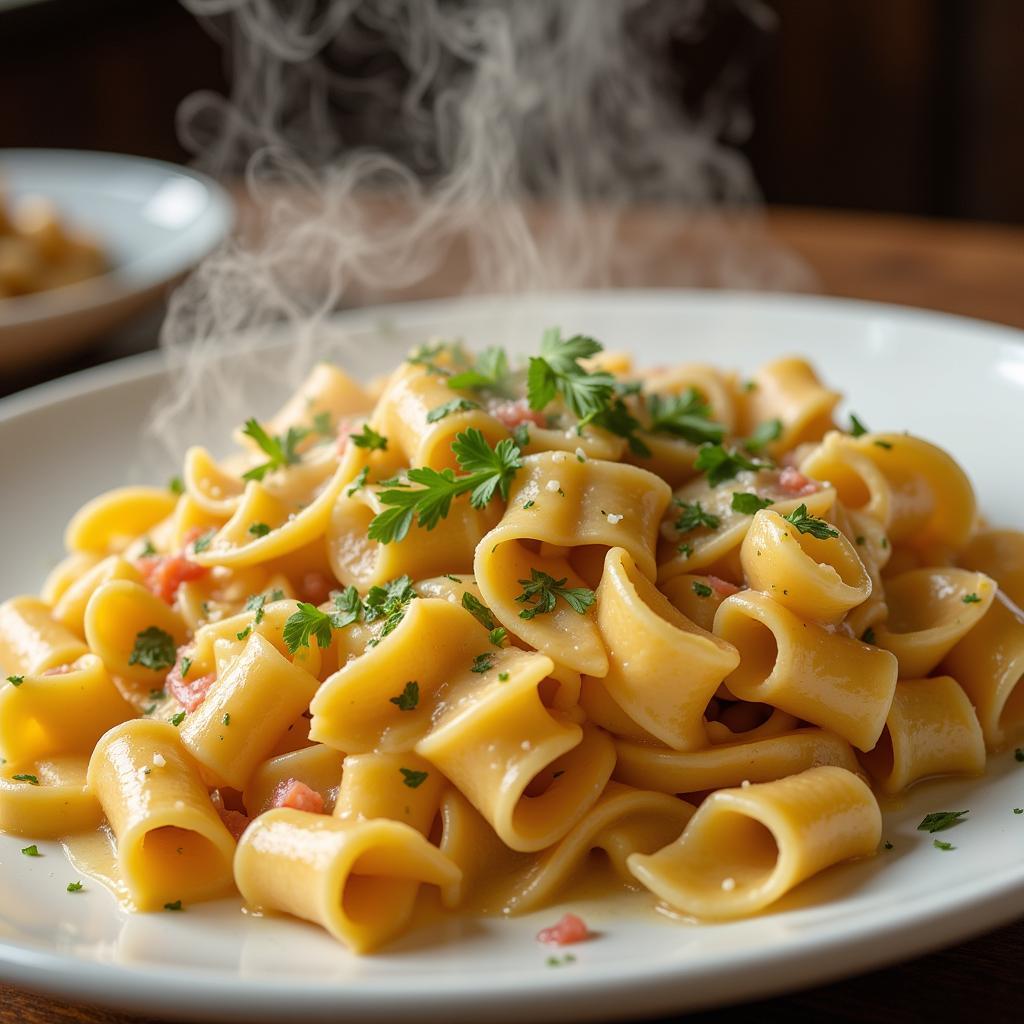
[0,149,233,371]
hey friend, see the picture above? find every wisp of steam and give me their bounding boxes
[150,0,811,462]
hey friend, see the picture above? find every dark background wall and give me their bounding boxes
[2,0,1021,223]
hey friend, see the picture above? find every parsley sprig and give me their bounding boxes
[515,569,596,620]
[241,419,309,482]
[917,810,968,833]
[283,588,362,653]
[674,500,720,533]
[128,627,177,672]
[526,329,615,421]
[782,504,839,540]
[363,576,417,638]
[694,443,771,486]
[427,398,480,423]
[368,429,522,544]
[646,389,725,446]
[350,424,388,451]
[446,346,515,395]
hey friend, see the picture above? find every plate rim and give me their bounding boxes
[1,288,1023,1021]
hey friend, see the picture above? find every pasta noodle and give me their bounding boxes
[0,333,1017,951]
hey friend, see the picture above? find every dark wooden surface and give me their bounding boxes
[2,206,1023,1020]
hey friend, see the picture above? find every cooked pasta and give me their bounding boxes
[0,330,1016,953]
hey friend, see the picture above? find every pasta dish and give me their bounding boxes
[1,330,1021,954]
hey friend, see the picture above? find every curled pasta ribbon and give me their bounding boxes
[873,568,995,678]
[310,598,487,753]
[860,676,985,793]
[643,363,738,434]
[0,653,135,763]
[180,632,322,790]
[628,765,880,919]
[64,486,179,555]
[713,590,898,751]
[416,656,616,852]
[84,580,188,687]
[0,596,89,675]
[328,488,500,589]
[942,592,1024,749]
[614,728,859,794]
[705,705,800,744]
[233,808,461,954]
[0,755,100,838]
[262,362,374,441]
[191,460,349,570]
[957,529,1024,608]
[579,676,661,743]
[740,356,840,455]
[590,547,739,750]
[799,431,976,551]
[829,501,890,639]
[522,424,625,461]
[334,751,442,835]
[657,471,837,583]
[374,362,508,470]
[244,744,345,817]
[87,720,236,910]
[40,551,103,606]
[740,508,872,626]
[183,446,246,518]
[52,555,143,639]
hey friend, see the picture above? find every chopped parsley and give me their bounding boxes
[523,499,536,510]
[390,681,420,711]
[526,328,614,421]
[677,543,693,558]
[245,588,285,626]
[694,443,770,487]
[363,576,417,638]
[962,592,982,604]
[241,418,309,481]
[426,398,481,423]
[446,346,513,394]
[192,529,216,553]
[400,768,429,789]
[1015,808,1023,815]
[874,439,893,450]
[6,675,24,687]
[515,569,596,620]
[461,592,499,630]
[917,810,968,833]
[350,423,388,451]
[471,652,496,674]
[692,581,713,598]
[546,954,577,967]
[743,418,782,453]
[222,713,231,726]
[12,774,39,785]
[170,711,186,727]
[498,671,510,682]
[731,492,774,515]
[21,845,40,857]
[164,900,183,911]
[589,397,649,456]
[849,413,869,437]
[283,602,338,651]
[236,626,252,641]
[312,410,333,437]
[67,881,84,892]
[674,500,720,533]
[861,627,876,644]
[179,656,192,679]
[646,388,725,445]
[512,423,531,450]
[168,476,185,496]
[489,626,507,647]
[933,839,955,851]
[883,841,894,850]
[128,626,177,672]
[139,538,157,557]
[248,522,271,538]
[782,504,839,540]
[346,465,370,497]
[368,429,522,544]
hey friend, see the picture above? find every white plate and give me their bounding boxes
[1,291,1023,1022]
[0,149,233,371]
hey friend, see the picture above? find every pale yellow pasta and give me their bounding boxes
[713,590,898,751]
[872,568,995,678]
[860,676,985,793]
[590,547,738,749]
[87,720,236,910]
[233,808,460,953]
[740,508,872,625]
[628,766,880,918]
[4,336,1019,952]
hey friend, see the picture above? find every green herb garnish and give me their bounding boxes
[849,413,869,437]
[743,418,782,453]
[427,398,481,423]
[248,522,271,538]
[390,681,420,712]
[782,504,839,540]
[731,492,774,515]
[400,768,429,789]
[917,810,968,833]
[241,419,309,481]
[692,581,713,598]
[674,500,720,533]
[962,593,981,604]
[646,389,725,446]
[515,569,595,620]
[694,444,770,487]
[128,626,177,672]
[350,424,388,452]
[526,329,614,421]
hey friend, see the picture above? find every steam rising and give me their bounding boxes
[151,0,810,460]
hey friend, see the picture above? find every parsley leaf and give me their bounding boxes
[526,328,614,421]
[312,410,333,437]
[21,844,40,856]
[346,466,369,497]
[731,492,774,515]
[647,389,725,446]
[692,581,713,598]
[694,444,770,487]
[170,711,186,727]
[139,538,157,557]
[515,569,596,620]
[128,626,177,672]
[363,576,416,638]
[933,839,955,851]
[368,429,521,544]
[12,774,38,785]
[426,397,481,423]
[350,424,388,451]
[589,398,650,456]
[849,413,869,437]
[330,586,364,629]
[67,881,84,892]
[244,588,285,626]
[446,346,513,394]
[400,767,429,789]
[962,592,982,604]
[6,675,24,687]
[283,602,336,652]
[674,500,720,533]
[248,522,271,538]
[782,504,839,539]
[192,529,216,554]
[179,656,192,679]
[241,419,309,481]
[471,652,496,673]
[917,810,968,833]
[168,476,185,496]
[390,681,419,711]
[461,592,498,630]
[743,418,782,453]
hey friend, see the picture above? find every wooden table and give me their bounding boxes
[2,205,1022,1023]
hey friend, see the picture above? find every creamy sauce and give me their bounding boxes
[61,826,135,911]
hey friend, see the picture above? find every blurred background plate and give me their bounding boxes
[0,149,232,371]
